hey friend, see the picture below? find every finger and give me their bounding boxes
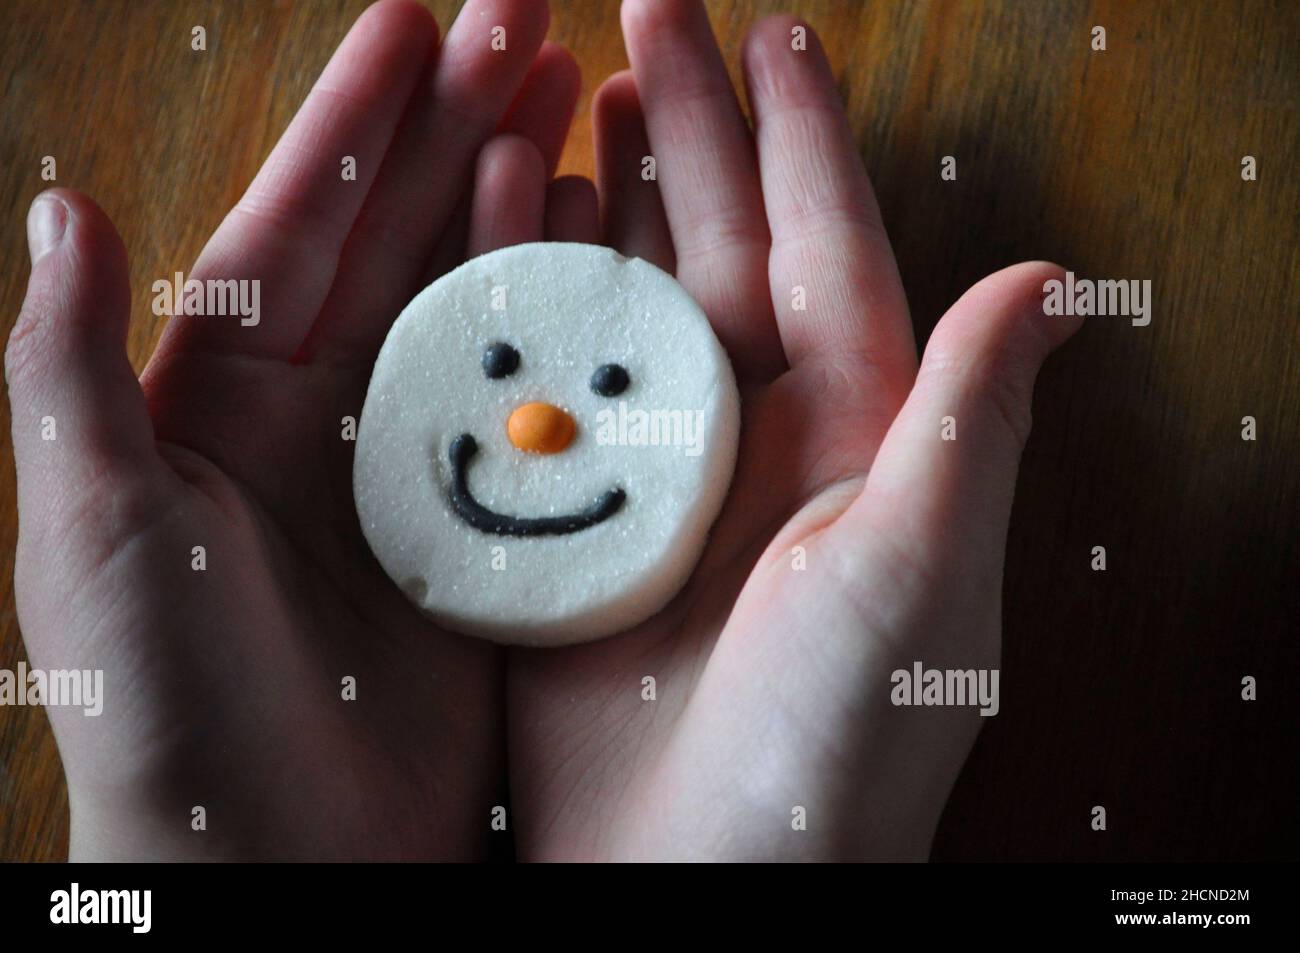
[305,0,551,364]
[841,262,1082,578]
[593,71,674,270]
[156,0,439,362]
[6,191,161,529]
[497,41,581,179]
[744,17,914,394]
[621,0,784,380]
[467,135,547,258]
[543,176,600,244]
[424,40,580,281]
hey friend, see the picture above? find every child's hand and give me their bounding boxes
[6,0,576,860]
[10,0,1082,863]
[504,0,1083,860]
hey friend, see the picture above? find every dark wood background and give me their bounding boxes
[1,0,1296,862]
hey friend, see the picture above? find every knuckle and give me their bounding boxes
[981,363,1035,448]
[675,200,770,259]
[922,337,1036,449]
[6,293,56,384]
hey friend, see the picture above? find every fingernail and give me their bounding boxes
[27,195,68,266]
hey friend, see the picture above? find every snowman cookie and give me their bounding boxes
[354,242,740,645]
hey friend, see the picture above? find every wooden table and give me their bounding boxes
[1,0,1296,862]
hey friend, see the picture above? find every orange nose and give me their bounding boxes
[507,402,576,454]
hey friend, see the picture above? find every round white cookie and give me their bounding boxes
[354,242,740,645]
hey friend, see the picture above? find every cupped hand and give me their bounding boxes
[9,0,1082,863]
[7,0,578,860]
[504,0,1082,860]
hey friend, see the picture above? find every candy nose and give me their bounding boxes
[507,402,576,454]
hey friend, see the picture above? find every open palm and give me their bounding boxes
[8,0,581,860]
[504,0,1081,860]
[9,0,1080,862]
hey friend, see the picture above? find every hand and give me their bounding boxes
[505,0,1082,860]
[6,0,579,860]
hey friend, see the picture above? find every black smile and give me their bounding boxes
[447,433,626,536]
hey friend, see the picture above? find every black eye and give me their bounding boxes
[590,363,630,397]
[482,342,520,379]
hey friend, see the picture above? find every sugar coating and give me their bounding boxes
[354,242,741,645]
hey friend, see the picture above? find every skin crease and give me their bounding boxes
[7,0,1081,861]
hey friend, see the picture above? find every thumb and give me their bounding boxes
[6,189,159,536]
[843,261,1082,587]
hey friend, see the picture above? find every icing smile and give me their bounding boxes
[447,433,626,536]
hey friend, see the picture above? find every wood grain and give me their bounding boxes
[1,0,1296,861]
